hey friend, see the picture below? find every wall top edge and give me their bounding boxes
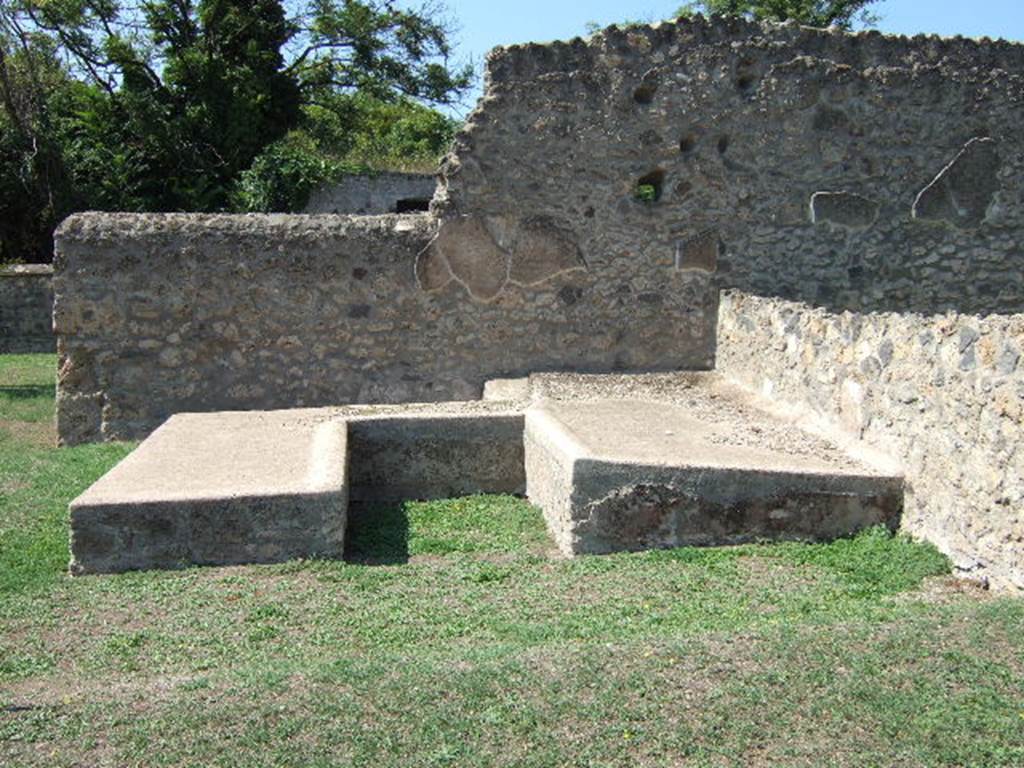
[0,264,54,277]
[54,212,436,241]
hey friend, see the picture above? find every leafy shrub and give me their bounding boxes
[230,131,353,213]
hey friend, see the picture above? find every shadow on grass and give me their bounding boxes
[0,384,53,399]
[344,502,411,565]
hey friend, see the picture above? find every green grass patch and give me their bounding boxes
[0,353,56,424]
[346,494,553,561]
[768,524,951,597]
[1,353,1021,767]
[0,354,134,596]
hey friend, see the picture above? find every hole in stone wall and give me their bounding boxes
[395,198,431,213]
[813,105,849,132]
[633,82,658,105]
[734,58,759,93]
[679,134,697,153]
[640,129,663,146]
[558,285,584,306]
[634,169,665,203]
[633,68,660,105]
[717,135,730,154]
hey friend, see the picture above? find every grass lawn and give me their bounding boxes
[1,354,1023,767]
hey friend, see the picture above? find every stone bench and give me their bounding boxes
[525,396,903,556]
[69,411,349,574]
[69,374,904,573]
[69,403,525,573]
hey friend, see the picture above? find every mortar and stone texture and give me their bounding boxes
[55,17,1024,445]
[1,264,54,353]
[303,171,437,215]
[54,16,1024,588]
[53,211,713,444]
[717,291,1023,592]
[435,17,1024,317]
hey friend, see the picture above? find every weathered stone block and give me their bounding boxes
[525,396,902,556]
[57,392,104,447]
[69,411,349,574]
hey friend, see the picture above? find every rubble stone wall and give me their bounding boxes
[718,290,1023,592]
[53,213,713,443]
[1,264,54,353]
[437,16,1024,316]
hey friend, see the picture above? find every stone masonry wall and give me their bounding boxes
[718,291,1023,592]
[55,15,1024,462]
[1,264,54,353]
[436,17,1024,316]
[304,172,437,215]
[54,213,713,443]
[422,17,1024,588]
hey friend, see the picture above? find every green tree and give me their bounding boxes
[0,1,472,260]
[233,93,458,213]
[677,0,879,29]
[0,31,79,263]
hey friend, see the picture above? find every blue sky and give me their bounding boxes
[440,0,1024,116]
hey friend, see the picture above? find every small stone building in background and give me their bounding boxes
[303,171,436,215]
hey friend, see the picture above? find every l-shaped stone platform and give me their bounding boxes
[69,374,904,574]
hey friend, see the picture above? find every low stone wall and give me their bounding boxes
[717,290,1023,592]
[304,172,436,215]
[0,264,54,353]
[347,413,525,503]
[54,213,714,443]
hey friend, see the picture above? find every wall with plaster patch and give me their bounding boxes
[54,16,1024,450]
[54,214,713,444]
[436,16,1023,316]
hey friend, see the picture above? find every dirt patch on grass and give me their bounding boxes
[3,671,203,710]
[738,555,820,589]
[0,418,54,448]
[0,477,29,495]
[892,574,994,605]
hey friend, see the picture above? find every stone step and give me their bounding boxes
[69,375,903,573]
[525,393,902,556]
[69,410,349,574]
[69,403,525,574]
